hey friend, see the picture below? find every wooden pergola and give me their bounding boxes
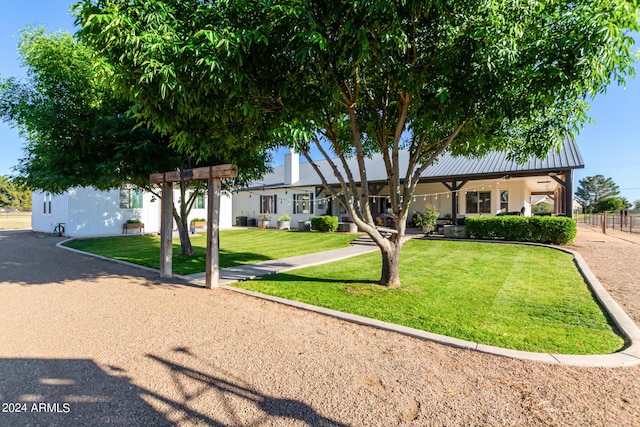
[150,164,238,289]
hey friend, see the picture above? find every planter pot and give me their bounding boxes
[277,220,291,230]
[337,222,358,233]
[123,222,144,234]
[258,220,270,229]
[297,220,310,231]
[443,224,468,239]
[190,221,207,230]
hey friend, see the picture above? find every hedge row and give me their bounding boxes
[311,215,339,232]
[464,216,577,245]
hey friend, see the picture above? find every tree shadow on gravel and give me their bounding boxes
[0,231,196,289]
[144,348,349,426]
[0,358,173,426]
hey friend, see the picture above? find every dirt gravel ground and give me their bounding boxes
[0,227,639,426]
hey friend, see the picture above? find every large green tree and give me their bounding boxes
[0,176,31,210]
[575,175,622,213]
[0,28,270,254]
[77,0,639,287]
[596,196,630,213]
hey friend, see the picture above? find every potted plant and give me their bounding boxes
[277,213,291,230]
[258,213,271,229]
[190,218,207,229]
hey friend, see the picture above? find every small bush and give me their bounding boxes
[465,216,576,245]
[126,218,142,224]
[311,215,339,232]
[413,204,440,233]
[278,213,291,221]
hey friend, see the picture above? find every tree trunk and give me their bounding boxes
[174,215,194,256]
[379,242,402,288]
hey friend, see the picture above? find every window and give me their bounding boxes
[119,188,143,209]
[43,192,51,215]
[466,191,491,214]
[500,191,509,212]
[197,194,205,209]
[293,193,314,214]
[259,195,277,214]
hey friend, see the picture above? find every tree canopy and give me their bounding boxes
[575,175,622,212]
[596,196,630,213]
[76,0,639,287]
[0,28,271,255]
[0,176,31,210]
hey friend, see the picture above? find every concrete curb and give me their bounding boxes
[57,236,640,367]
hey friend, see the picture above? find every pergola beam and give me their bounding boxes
[150,164,238,184]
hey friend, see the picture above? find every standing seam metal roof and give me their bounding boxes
[244,139,584,190]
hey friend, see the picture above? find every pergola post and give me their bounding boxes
[151,164,237,286]
[206,177,221,288]
[160,181,174,278]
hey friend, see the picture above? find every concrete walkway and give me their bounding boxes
[177,244,378,285]
[58,232,640,367]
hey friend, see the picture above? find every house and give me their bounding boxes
[232,140,584,227]
[32,186,233,237]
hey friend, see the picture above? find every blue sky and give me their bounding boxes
[1,1,639,203]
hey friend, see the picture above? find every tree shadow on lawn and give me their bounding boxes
[253,271,380,287]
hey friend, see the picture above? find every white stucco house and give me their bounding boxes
[231,139,584,227]
[32,139,584,236]
[32,186,232,237]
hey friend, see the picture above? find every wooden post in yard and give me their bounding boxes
[602,211,607,235]
[151,164,237,284]
[160,180,174,278]
[206,177,222,288]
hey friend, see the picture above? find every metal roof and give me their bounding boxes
[244,139,584,190]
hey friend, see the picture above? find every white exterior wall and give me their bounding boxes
[232,187,327,225]
[31,191,69,234]
[31,187,237,237]
[175,190,232,230]
[65,187,159,237]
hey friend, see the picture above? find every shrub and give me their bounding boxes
[413,204,440,233]
[278,213,291,221]
[311,215,339,232]
[126,218,142,224]
[465,216,576,245]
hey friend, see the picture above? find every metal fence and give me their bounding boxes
[577,212,640,234]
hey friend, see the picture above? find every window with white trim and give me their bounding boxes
[500,190,509,212]
[466,191,491,214]
[43,192,52,215]
[293,193,314,214]
[259,195,277,214]
[119,188,143,209]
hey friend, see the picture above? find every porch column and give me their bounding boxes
[441,180,468,220]
[160,181,173,278]
[550,171,573,216]
[564,170,573,217]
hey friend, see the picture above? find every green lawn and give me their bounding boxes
[235,239,623,354]
[64,229,358,275]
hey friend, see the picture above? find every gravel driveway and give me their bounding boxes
[0,227,638,426]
